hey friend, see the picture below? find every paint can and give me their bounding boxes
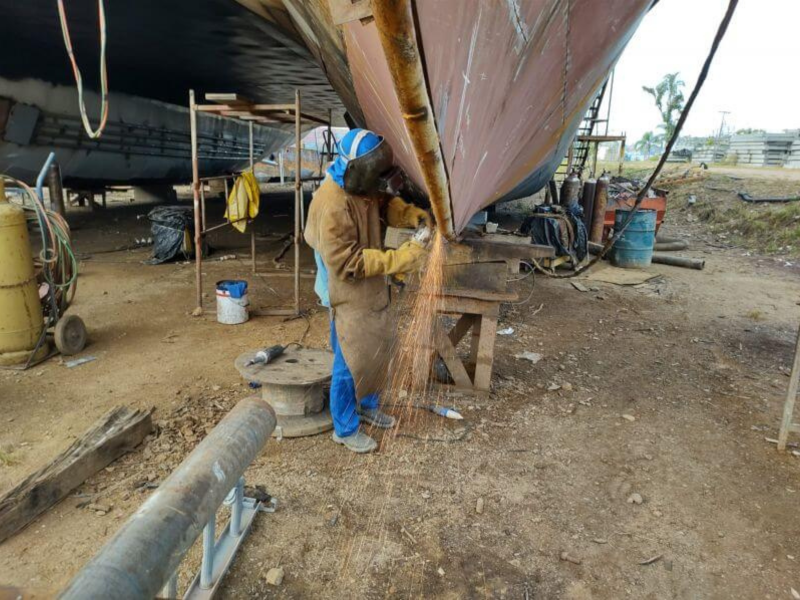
[216,280,249,325]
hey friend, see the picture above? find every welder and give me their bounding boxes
[305,129,431,453]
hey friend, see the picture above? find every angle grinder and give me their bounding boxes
[245,342,301,367]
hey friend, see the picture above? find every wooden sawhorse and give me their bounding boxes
[432,292,516,394]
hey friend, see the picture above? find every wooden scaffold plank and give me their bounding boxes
[0,406,152,543]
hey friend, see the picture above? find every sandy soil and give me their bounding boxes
[1,188,799,599]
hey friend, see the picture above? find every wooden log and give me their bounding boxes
[0,585,54,599]
[0,406,152,543]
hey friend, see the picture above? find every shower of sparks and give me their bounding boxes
[318,232,466,591]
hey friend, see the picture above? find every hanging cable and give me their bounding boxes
[56,0,109,139]
[531,0,739,279]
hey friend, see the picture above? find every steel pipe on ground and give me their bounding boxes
[587,241,705,270]
[650,253,705,270]
[654,234,689,252]
[59,398,276,600]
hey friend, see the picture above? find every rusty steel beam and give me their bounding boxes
[371,0,455,239]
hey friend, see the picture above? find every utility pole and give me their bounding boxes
[715,110,730,161]
[716,110,730,139]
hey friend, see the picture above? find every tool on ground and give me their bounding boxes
[414,404,463,420]
[236,346,333,438]
[245,344,291,367]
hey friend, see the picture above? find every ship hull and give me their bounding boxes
[339,0,653,231]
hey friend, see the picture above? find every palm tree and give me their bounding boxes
[643,73,685,140]
[634,131,658,157]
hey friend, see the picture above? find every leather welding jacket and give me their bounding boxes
[304,177,393,400]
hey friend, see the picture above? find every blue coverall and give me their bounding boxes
[315,252,379,437]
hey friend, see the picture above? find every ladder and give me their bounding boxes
[554,78,609,182]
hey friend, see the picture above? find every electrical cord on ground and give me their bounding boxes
[530,0,738,280]
[508,261,537,305]
[57,0,109,139]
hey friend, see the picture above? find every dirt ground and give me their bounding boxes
[1,179,800,599]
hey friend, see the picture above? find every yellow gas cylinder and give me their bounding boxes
[0,179,48,365]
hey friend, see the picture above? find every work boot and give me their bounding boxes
[332,430,378,454]
[357,408,396,429]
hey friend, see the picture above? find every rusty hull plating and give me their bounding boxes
[371,0,455,239]
[341,0,653,233]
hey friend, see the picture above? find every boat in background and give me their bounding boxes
[0,77,292,186]
[0,0,345,187]
[2,0,655,230]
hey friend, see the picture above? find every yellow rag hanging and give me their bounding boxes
[224,171,260,233]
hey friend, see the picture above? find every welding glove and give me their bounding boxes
[386,197,431,229]
[363,240,428,278]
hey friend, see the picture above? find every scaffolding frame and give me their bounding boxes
[189,90,329,317]
[572,134,627,178]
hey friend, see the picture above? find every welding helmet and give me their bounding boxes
[336,129,398,196]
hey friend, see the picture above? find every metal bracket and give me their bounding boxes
[175,479,277,599]
[259,497,278,513]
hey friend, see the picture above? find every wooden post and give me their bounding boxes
[591,141,599,179]
[567,144,575,174]
[200,186,206,232]
[294,90,301,316]
[605,69,615,136]
[472,313,498,392]
[251,232,257,275]
[327,109,333,162]
[618,138,626,176]
[249,121,256,274]
[190,90,203,312]
[778,324,800,451]
[249,121,254,169]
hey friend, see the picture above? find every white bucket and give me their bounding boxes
[216,281,249,325]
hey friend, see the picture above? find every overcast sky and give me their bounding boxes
[610,0,800,144]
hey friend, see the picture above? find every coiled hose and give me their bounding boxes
[3,175,78,316]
